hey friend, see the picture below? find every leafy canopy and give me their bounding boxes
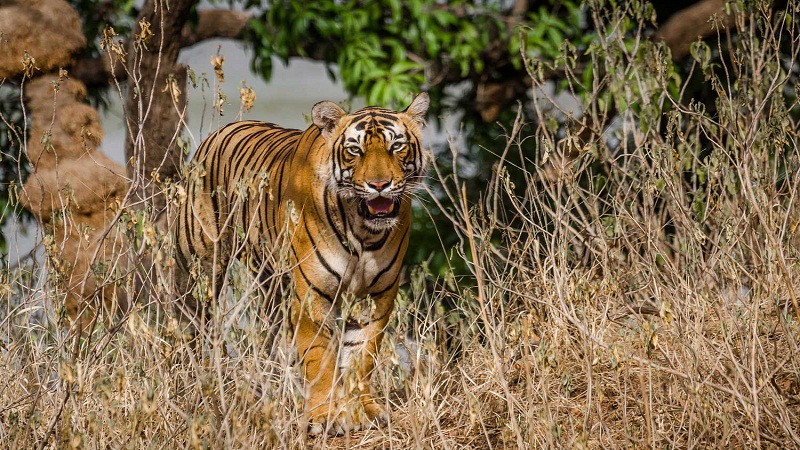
[247,0,590,109]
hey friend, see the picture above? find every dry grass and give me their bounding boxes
[2,2,800,449]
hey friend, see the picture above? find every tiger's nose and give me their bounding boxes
[366,179,391,192]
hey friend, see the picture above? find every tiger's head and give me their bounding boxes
[312,93,430,231]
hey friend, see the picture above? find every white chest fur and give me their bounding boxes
[319,250,384,297]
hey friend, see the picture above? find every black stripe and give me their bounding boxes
[270,157,290,241]
[208,123,246,186]
[264,139,295,241]
[207,132,233,224]
[231,126,275,180]
[223,134,256,192]
[184,189,205,262]
[246,131,279,172]
[295,259,335,304]
[176,227,191,272]
[351,111,399,122]
[323,184,353,255]
[336,196,358,255]
[371,279,398,299]
[184,195,197,257]
[344,320,362,331]
[370,303,394,324]
[303,219,342,282]
[301,343,329,367]
[368,227,409,288]
[304,126,321,159]
[376,119,398,129]
[261,135,298,246]
[363,230,390,252]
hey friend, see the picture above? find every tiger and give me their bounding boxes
[173,93,430,435]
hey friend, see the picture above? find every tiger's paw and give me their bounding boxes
[307,400,388,436]
[361,398,389,425]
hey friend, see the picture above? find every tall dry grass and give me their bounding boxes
[2,1,800,448]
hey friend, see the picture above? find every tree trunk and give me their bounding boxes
[125,0,196,215]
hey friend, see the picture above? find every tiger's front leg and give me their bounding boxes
[292,285,395,435]
[337,289,396,425]
[291,296,342,434]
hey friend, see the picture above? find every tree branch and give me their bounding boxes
[70,9,250,89]
[655,0,736,61]
[180,9,251,47]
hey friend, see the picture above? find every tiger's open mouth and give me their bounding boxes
[359,196,400,220]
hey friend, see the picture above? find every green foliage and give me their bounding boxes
[246,1,602,111]
[248,0,509,107]
[511,1,593,67]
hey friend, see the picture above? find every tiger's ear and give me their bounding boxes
[312,101,346,134]
[403,92,429,126]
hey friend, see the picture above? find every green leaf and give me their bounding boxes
[389,61,421,75]
[431,9,455,26]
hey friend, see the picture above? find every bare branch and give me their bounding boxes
[181,9,251,47]
[68,9,249,88]
[655,0,736,60]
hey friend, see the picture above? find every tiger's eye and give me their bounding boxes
[390,142,406,152]
[345,145,362,156]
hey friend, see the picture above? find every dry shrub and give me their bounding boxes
[2,2,800,449]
